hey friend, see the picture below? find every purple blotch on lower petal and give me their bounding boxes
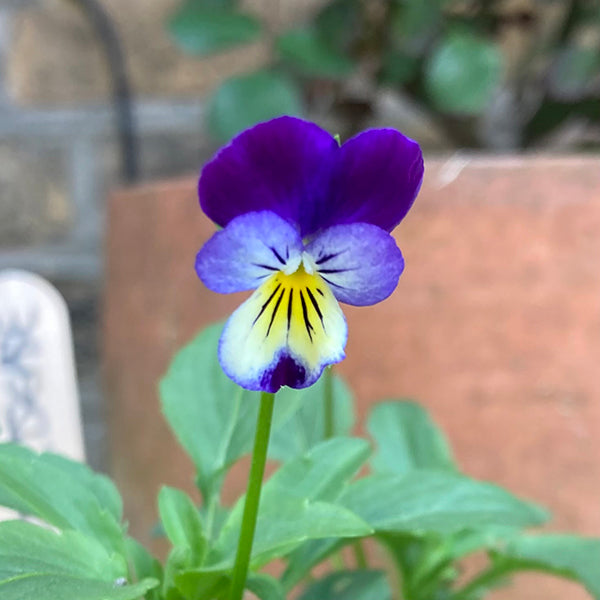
[261,353,307,392]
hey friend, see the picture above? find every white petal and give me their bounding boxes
[219,267,347,392]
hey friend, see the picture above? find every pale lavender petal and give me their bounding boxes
[322,129,423,232]
[305,223,404,306]
[199,116,338,237]
[195,211,303,293]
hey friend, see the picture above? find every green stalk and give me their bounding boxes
[353,540,368,569]
[228,392,276,600]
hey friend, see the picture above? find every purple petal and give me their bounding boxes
[262,354,308,393]
[199,116,338,237]
[305,223,404,306]
[195,211,303,293]
[324,129,423,232]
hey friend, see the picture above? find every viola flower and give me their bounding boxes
[196,116,423,393]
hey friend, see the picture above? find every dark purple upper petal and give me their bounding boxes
[199,116,338,237]
[317,128,423,233]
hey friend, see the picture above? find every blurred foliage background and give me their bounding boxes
[168,0,600,149]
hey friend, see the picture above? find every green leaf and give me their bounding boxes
[161,323,308,500]
[214,438,372,564]
[158,487,207,564]
[269,374,355,462]
[168,2,261,56]
[174,567,230,600]
[445,526,519,561]
[124,538,163,600]
[282,538,347,590]
[41,453,123,522]
[367,400,456,476]
[425,32,503,114]
[163,547,193,600]
[199,502,230,543]
[160,323,259,500]
[276,27,355,79]
[314,0,362,54]
[247,573,286,600]
[391,0,441,55]
[299,570,392,600]
[342,472,547,534]
[523,98,600,146]
[0,520,158,600]
[207,70,303,142]
[501,535,600,598]
[0,520,124,581]
[284,470,547,589]
[549,45,600,101]
[265,437,370,503]
[283,471,547,585]
[0,577,159,600]
[213,438,372,567]
[220,494,372,566]
[379,51,420,85]
[0,444,124,553]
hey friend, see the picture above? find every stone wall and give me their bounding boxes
[0,0,326,250]
[7,0,323,105]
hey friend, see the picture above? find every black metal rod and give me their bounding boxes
[69,0,139,182]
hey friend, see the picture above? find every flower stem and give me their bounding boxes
[324,367,334,439]
[353,540,368,569]
[228,391,276,600]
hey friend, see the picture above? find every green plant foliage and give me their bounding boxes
[160,324,259,501]
[391,0,442,55]
[425,32,503,115]
[0,444,124,554]
[342,472,547,534]
[158,487,207,565]
[4,316,600,600]
[212,439,373,566]
[313,0,363,54]
[246,573,286,600]
[276,27,356,79]
[207,70,303,142]
[379,51,420,85]
[168,1,261,56]
[282,470,547,588]
[299,570,392,600]
[0,520,158,600]
[443,526,520,561]
[269,373,355,461]
[500,535,600,598]
[124,538,163,600]
[219,492,372,567]
[549,45,600,101]
[173,566,230,599]
[523,97,599,145]
[263,437,370,504]
[160,323,321,501]
[368,400,456,475]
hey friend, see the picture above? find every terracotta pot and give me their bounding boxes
[104,156,600,600]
